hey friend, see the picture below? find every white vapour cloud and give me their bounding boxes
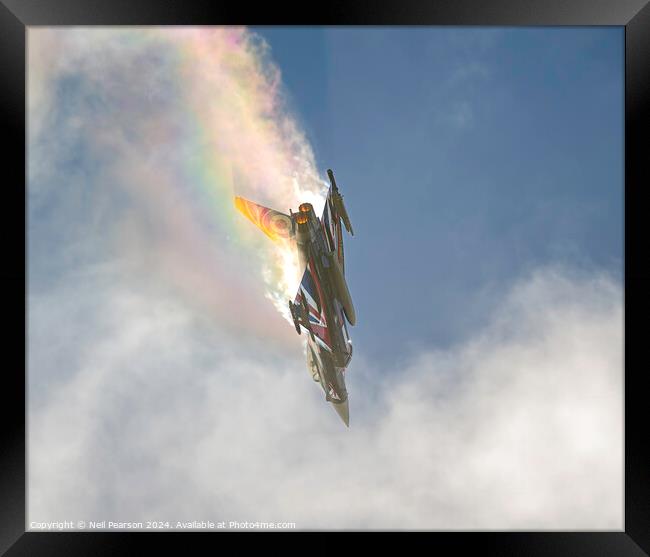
[29,265,622,529]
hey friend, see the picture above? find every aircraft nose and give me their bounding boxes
[332,399,350,427]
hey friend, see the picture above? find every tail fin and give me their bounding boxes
[234,196,294,241]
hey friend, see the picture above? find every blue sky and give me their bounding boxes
[256,27,623,365]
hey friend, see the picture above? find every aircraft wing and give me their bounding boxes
[293,259,332,351]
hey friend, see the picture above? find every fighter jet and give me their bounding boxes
[234,169,355,426]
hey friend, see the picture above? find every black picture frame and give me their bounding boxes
[2,1,648,554]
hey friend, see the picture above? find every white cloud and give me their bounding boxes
[28,265,623,530]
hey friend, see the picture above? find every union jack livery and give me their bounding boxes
[234,169,355,426]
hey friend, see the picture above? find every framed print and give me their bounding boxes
[2,0,648,554]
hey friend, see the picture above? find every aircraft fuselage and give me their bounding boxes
[293,203,352,407]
